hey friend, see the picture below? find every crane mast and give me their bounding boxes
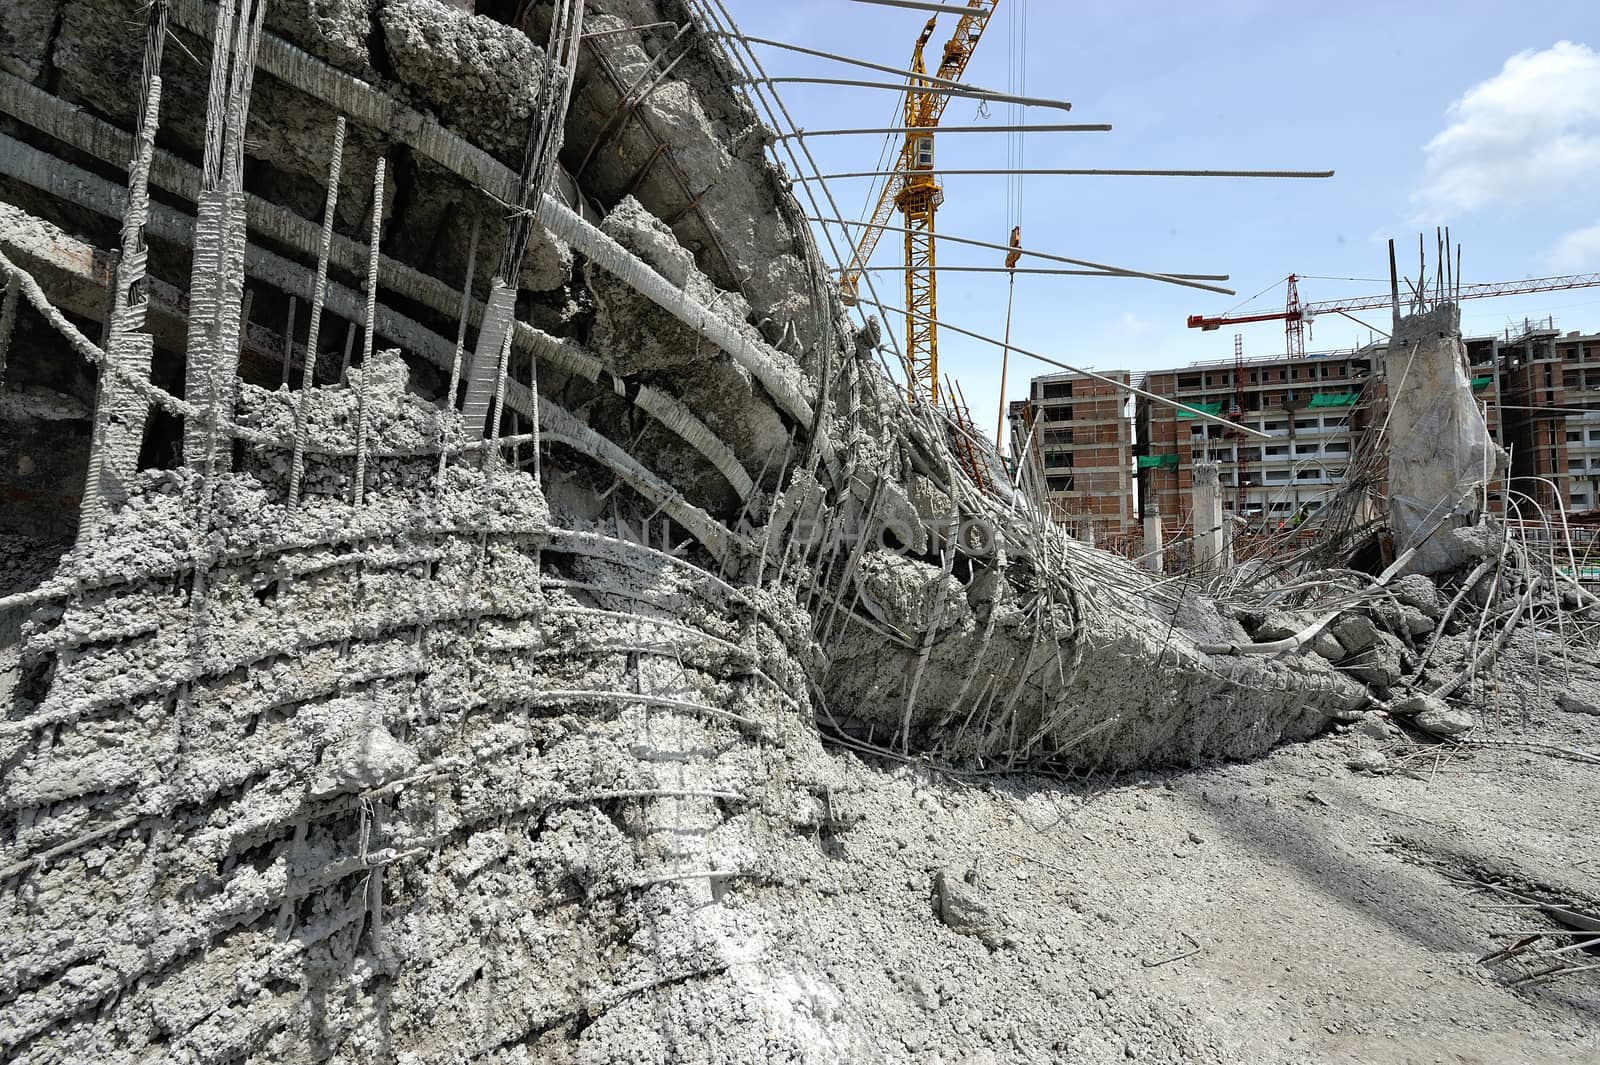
[839,0,1000,404]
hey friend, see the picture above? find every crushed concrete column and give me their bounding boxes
[1142,503,1163,573]
[1192,462,1226,576]
[182,190,249,471]
[1382,303,1506,573]
[84,73,165,528]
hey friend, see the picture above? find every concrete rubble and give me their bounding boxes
[0,1,1597,1062]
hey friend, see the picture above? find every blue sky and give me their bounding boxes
[722,0,1600,439]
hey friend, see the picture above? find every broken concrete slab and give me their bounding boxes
[1412,702,1478,738]
[380,0,550,163]
[1252,611,1306,643]
[1399,605,1436,638]
[1330,613,1378,654]
[1338,630,1404,688]
[0,0,58,82]
[1311,630,1346,663]
[1354,710,1398,743]
[1555,691,1600,717]
[1390,691,1476,736]
[1346,748,1389,773]
[934,867,1006,947]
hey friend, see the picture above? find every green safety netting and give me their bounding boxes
[1137,454,1179,469]
[1176,401,1223,419]
[1307,392,1359,408]
[1470,376,1493,391]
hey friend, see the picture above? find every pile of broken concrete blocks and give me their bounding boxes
[1236,570,1490,770]
[1239,570,1443,696]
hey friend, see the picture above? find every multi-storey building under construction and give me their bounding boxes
[1012,318,1600,554]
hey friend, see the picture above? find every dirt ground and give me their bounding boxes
[761,637,1600,1064]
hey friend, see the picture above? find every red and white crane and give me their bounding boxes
[1188,272,1600,352]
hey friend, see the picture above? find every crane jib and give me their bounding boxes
[1188,273,1600,331]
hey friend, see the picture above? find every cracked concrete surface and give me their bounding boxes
[1,2,1597,1062]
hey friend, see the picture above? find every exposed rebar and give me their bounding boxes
[289,115,347,505]
[353,157,385,506]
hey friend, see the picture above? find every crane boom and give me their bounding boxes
[1187,272,1600,332]
[838,0,1000,403]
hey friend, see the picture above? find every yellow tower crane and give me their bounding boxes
[838,0,1001,405]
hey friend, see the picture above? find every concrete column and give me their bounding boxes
[1191,462,1226,576]
[182,190,249,473]
[1142,504,1163,573]
[1382,303,1507,573]
[83,76,163,530]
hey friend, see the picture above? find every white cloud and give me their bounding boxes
[1412,41,1600,220]
[1549,220,1600,271]
[1111,311,1154,337]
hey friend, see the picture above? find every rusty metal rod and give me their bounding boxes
[846,265,1229,280]
[709,32,1006,94]
[806,212,1233,294]
[854,295,1274,439]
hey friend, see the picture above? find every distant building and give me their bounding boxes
[1494,321,1600,515]
[1012,318,1600,558]
[1007,370,1134,545]
[1137,348,1378,532]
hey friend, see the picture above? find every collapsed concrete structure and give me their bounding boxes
[1,2,1596,1062]
[1382,303,1507,575]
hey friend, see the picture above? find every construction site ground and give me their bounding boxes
[801,648,1600,1064]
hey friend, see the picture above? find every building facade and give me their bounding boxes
[1137,349,1379,534]
[1492,322,1600,515]
[1008,370,1134,545]
[1016,317,1599,559]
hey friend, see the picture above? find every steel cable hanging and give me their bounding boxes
[1006,0,1027,238]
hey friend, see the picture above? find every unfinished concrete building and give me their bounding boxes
[1487,321,1600,515]
[1129,348,1382,557]
[1016,323,1594,565]
[1,3,1597,1062]
[1007,369,1134,545]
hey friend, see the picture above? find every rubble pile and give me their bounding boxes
[0,2,1596,1062]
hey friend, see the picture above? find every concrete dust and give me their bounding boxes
[0,1,1597,1062]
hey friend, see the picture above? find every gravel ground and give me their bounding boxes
[749,642,1600,1064]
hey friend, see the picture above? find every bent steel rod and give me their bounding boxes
[581,20,679,39]
[803,167,1336,180]
[848,0,995,15]
[711,33,1009,95]
[776,123,1111,139]
[806,213,1234,295]
[693,0,909,368]
[854,296,1273,439]
[846,265,1230,280]
[744,76,1072,112]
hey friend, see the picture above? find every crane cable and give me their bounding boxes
[996,0,1027,453]
[856,76,904,250]
[1005,0,1027,233]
